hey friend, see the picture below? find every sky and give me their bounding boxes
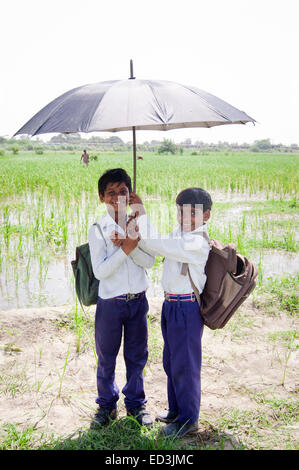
[1,0,299,145]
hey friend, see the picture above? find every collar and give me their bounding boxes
[191,222,208,234]
[99,212,129,234]
[176,222,208,236]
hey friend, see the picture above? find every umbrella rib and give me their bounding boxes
[31,113,58,136]
[145,81,170,124]
[144,81,242,126]
[83,89,107,133]
[85,81,119,132]
[180,84,235,123]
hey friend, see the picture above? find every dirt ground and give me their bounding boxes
[0,296,298,448]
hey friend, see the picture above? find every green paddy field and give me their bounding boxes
[0,150,298,308]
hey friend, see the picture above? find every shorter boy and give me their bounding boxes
[129,187,212,437]
[88,168,155,427]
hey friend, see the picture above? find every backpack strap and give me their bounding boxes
[187,268,201,305]
[93,222,107,246]
[77,223,106,316]
[76,272,88,316]
[180,230,212,276]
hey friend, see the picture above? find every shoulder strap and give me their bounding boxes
[198,230,210,244]
[93,222,107,246]
[180,230,211,276]
[187,268,201,305]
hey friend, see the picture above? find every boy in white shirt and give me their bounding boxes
[129,187,212,437]
[88,168,154,428]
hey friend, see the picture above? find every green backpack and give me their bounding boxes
[71,223,106,309]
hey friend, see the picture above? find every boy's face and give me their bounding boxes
[99,181,130,218]
[177,205,210,232]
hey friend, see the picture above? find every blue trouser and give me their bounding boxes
[161,299,204,424]
[95,294,148,410]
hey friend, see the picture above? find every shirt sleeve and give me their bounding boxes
[88,225,127,280]
[137,214,209,264]
[129,245,155,268]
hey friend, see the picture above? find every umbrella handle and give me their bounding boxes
[129,60,136,192]
[132,126,137,192]
[129,59,135,80]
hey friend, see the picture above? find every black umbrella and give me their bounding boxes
[15,60,255,191]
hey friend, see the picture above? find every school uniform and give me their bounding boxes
[88,213,154,411]
[137,214,210,425]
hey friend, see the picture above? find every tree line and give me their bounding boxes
[0,135,298,155]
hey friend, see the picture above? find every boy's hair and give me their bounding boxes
[98,168,132,196]
[176,187,212,212]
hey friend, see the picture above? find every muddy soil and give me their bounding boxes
[0,297,298,448]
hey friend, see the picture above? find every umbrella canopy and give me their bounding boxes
[15,61,255,190]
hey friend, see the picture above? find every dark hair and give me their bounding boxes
[98,168,132,196]
[176,187,212,212]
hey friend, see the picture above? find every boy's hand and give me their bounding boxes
[110,229,140,255]
[110,230,125,247]
[121,235,139,255]
[129,193,146,217]
[126,214,140,240]
[129,192,143,205]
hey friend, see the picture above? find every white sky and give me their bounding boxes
[1,0,299,145]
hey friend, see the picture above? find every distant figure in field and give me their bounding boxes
[137,155,143,160]
[81,149,90,167]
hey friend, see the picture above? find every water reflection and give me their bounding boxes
[0,249,298,310]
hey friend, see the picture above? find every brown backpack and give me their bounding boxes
[182,232,258,330]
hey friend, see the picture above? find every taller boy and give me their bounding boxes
[130,187,212,437]
[88,168,154,427]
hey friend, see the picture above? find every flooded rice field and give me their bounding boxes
[1,151,298,310]
[0,190,298,310]
[1,249,298,310]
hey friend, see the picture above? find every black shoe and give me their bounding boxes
[156,409,178,423]
[90,407,117,428]
[127,405,153,426]
[160,420,198,438]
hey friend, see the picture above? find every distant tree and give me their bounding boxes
[252,139,272,150]
[106,136,124,144]
[50,134,68,143]
[10,145,19,154]
[50,133,82,144]
[157,139,177,155]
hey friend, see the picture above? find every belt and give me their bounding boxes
[164,292,196,302]
[115,291,145,302]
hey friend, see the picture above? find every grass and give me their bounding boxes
[266,275,299,315]
[1,396,297,450]
[0,419,215,450]
[210,398,298,450]
[0,364,28,398]
[1,150,298,198]
[253,273,299,316]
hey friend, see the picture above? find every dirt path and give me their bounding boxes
[0,297,298,448]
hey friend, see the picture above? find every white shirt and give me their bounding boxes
[137,214,210,295]
[88,213,155,299]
